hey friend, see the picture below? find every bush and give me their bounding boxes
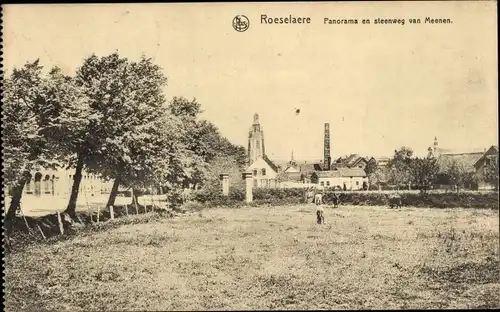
[181,201,205,212]
[196,187,499,210]
[252,187,306,201]
[193,186,246,203]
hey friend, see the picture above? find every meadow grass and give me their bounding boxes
[4,205,500,311]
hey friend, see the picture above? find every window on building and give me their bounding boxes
[262,179,268,188]
[320,181,325,186]
[44,175,51,193]
[34,172,42,196]
[356,181,359,186]
[326,181,330,187]
[51,175,57,195]
[253,169,258,176]
[25,176,32,194]
[261,169,266,176]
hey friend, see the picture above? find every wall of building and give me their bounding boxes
[478,182,496,191]
[279,182,316,189]
[13,168,114,198]
[318,176,368,190]
[247,157,278,188]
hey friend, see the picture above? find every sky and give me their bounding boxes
[3,2,498,161]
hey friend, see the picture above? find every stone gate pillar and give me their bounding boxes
[242,172,253,203]
[219,173,230,196]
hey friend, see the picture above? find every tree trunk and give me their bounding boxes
[131,188,139,214]
[4,177,28,237]
[65,152,85,216]
[106,177,121,209]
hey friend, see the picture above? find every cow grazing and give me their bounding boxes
[314,193,323,205]
[388,194,402,209]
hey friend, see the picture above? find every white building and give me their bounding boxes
[246,155,279,188]
[311,167,368,190]
[5,167,114,199]
[245,113,280,188]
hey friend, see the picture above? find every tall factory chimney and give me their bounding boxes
[323,123,331,170]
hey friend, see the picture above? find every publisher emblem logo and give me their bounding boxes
[233,15,250,32]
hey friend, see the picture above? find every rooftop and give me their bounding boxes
[436,152,484,173]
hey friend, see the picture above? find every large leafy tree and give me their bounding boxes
[166,97,207,189]
[409,156,439,194]
[3,60,46,233]
[482,160,499,191]
[125,112,200,207]
[191,122,247,190]
[202,155,246,194]
[167,97,247,190]
[3,61,89,234]
[445,159,477,192]
[370,167,388,190]
[388,146,414,190]
[64,53,179,214]
[364,158,378,187]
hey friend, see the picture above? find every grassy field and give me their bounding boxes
[4,204,500,311]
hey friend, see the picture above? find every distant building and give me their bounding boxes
[375,157,390,168]
[311,168,368,190]
[6,166,114,198]
[245,113,385,190]
[430,137,498,190]
[246,154,279,188]
[278,152,324,177]
[245,114,324,188]
[334,154,376,170]
[473,145,499,190]
[278,172,312,188]
[430,136,486,158]
[246,113,279,187]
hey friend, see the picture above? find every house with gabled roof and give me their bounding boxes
[334,154,376,170]
[473,145,499,190]
[473,145,499,170]
[430,137,498,190]
[246,154,280,188]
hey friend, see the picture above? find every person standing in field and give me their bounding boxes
[314,191,325,224]
[332,192,339,208]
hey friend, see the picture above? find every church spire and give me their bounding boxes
[433,136,439,157]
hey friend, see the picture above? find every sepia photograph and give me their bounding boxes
[2,1,499,311]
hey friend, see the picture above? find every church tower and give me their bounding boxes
[248,113,266,163]
[289,150,296,167]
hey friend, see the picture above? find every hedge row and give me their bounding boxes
[194,187,499,209]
